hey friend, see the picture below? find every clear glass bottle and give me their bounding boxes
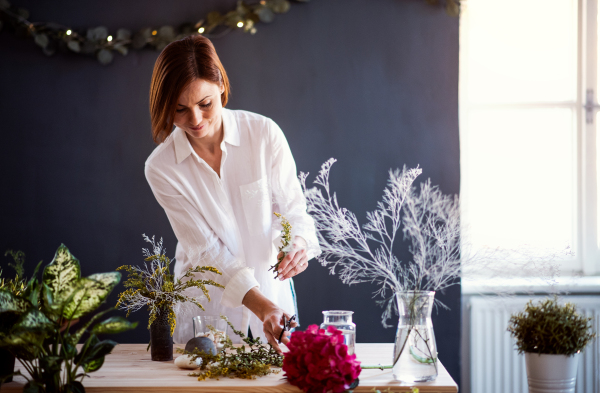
[320,310,356,355]
[393,291,438,383]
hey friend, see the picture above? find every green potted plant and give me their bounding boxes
[0,244,138,392]
[116,235,223,361]
[507,297,596,393]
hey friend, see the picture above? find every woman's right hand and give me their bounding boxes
[260,307,297,350]
[242,287,297,353]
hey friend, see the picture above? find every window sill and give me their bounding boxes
[461,276,600,295]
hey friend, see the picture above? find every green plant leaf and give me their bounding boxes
[22,260,43,301]
[91,316,138,335]
[79,339,116,372]
[71,307,111,343]
[114,44,128,56]
[82,355,104,373]
[157,25,175,40]
[62,272,120,319]
[34,34,49,48]
[269,0,290,13]
[0,289,31,313]
[65,380,85,393]
[24,282,40,308]
[39,355,62,375]
[43,244,81,302]
[88,272,121,290]
[61,340,77,359]
[72,307,112,343]
[14,309,53,332]
[2,328,46,350]
[255,7,275,23]
[67,40,81,53]
[40,283,59,319]
[89,339,117,358]
[74,334,99,365]
[97,49,113,65]
[87,26,108,41]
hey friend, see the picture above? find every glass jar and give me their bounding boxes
[393,291,438,383]
[320,310,356,355]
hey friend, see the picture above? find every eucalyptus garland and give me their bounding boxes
[0,0,309,65]
[0,0,459,66]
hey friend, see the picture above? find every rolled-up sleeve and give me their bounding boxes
[145,164,259,308]
[268,120,322,260]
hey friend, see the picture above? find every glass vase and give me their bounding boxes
[320,310,356,355]
[150,307,173,361]
[392,291,438,382]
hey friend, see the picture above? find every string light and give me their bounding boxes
[0,0,320,65]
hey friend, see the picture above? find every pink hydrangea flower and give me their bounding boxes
[283,324,361,393]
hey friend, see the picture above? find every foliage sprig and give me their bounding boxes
[116,235,224,335]
[269,212,291,279]
[0,250,28,296]
[179,316,283,380]
[507,297,596,356]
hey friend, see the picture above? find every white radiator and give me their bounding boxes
[464,296,600,393]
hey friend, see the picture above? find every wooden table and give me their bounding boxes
[1,343,458,392]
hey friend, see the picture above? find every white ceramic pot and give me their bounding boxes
[525,352,580,393]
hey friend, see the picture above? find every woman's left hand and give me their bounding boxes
[277,236,308,280]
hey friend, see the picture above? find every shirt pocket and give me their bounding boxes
[239,177,272,237]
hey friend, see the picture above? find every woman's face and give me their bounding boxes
[173,78,224,141]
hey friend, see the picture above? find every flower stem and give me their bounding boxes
[361,364,393,370]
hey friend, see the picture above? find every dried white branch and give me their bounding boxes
[301,159,465,327]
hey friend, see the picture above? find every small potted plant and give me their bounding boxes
[0,244,138,392]
[116,235,224,361]
[507,297,596,393]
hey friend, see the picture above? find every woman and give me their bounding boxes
[145,35,320,352]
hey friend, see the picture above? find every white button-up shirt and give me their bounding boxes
[145,108,320,344]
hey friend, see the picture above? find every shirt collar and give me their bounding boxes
[222,108,241,147]
[173,108,240,165]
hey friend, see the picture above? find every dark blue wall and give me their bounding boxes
[0,0,460,386]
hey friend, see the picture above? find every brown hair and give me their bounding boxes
[149,35,230,144]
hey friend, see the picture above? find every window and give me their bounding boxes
[459,0,599,275]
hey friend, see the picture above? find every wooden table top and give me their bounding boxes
[1,343,458,392]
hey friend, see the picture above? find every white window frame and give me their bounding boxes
[459,0,600,276]
[581,0,599,275]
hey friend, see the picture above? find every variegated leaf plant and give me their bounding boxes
[0,244,137,392]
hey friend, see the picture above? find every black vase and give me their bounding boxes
[150,309,173,361]
[0,348,15,383]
